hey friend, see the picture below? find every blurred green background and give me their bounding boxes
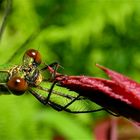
[0,0,140,140]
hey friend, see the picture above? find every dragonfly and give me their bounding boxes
[42,62,140,126]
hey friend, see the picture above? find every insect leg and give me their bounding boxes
[42,62,59,68]
[47,101,69,111]
[36,83,111,114]
[41,62,62,81]
[55,104,120,115]
[57,94,82,111]
[30,81,120,116]
[47,93,107,113]
[29,88,119,116]
[41,62,59,71]
[29,88,71,111]
[28,88,51,105]
[29,84,63,106]
[48,94,120,116]
[41,81,86,110]
[44,81,58,104]
[48,100,106,113]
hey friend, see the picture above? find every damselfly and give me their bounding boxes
[2,49,140,126]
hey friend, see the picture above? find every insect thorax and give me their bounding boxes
[9,65,42,86]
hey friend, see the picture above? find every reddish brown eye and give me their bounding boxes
[7,77,28,95]
[25,49,41,65]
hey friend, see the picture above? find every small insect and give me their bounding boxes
[42,63,140,126]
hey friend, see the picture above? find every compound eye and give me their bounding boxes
[25,49,41,65]
[7,77,28,95]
